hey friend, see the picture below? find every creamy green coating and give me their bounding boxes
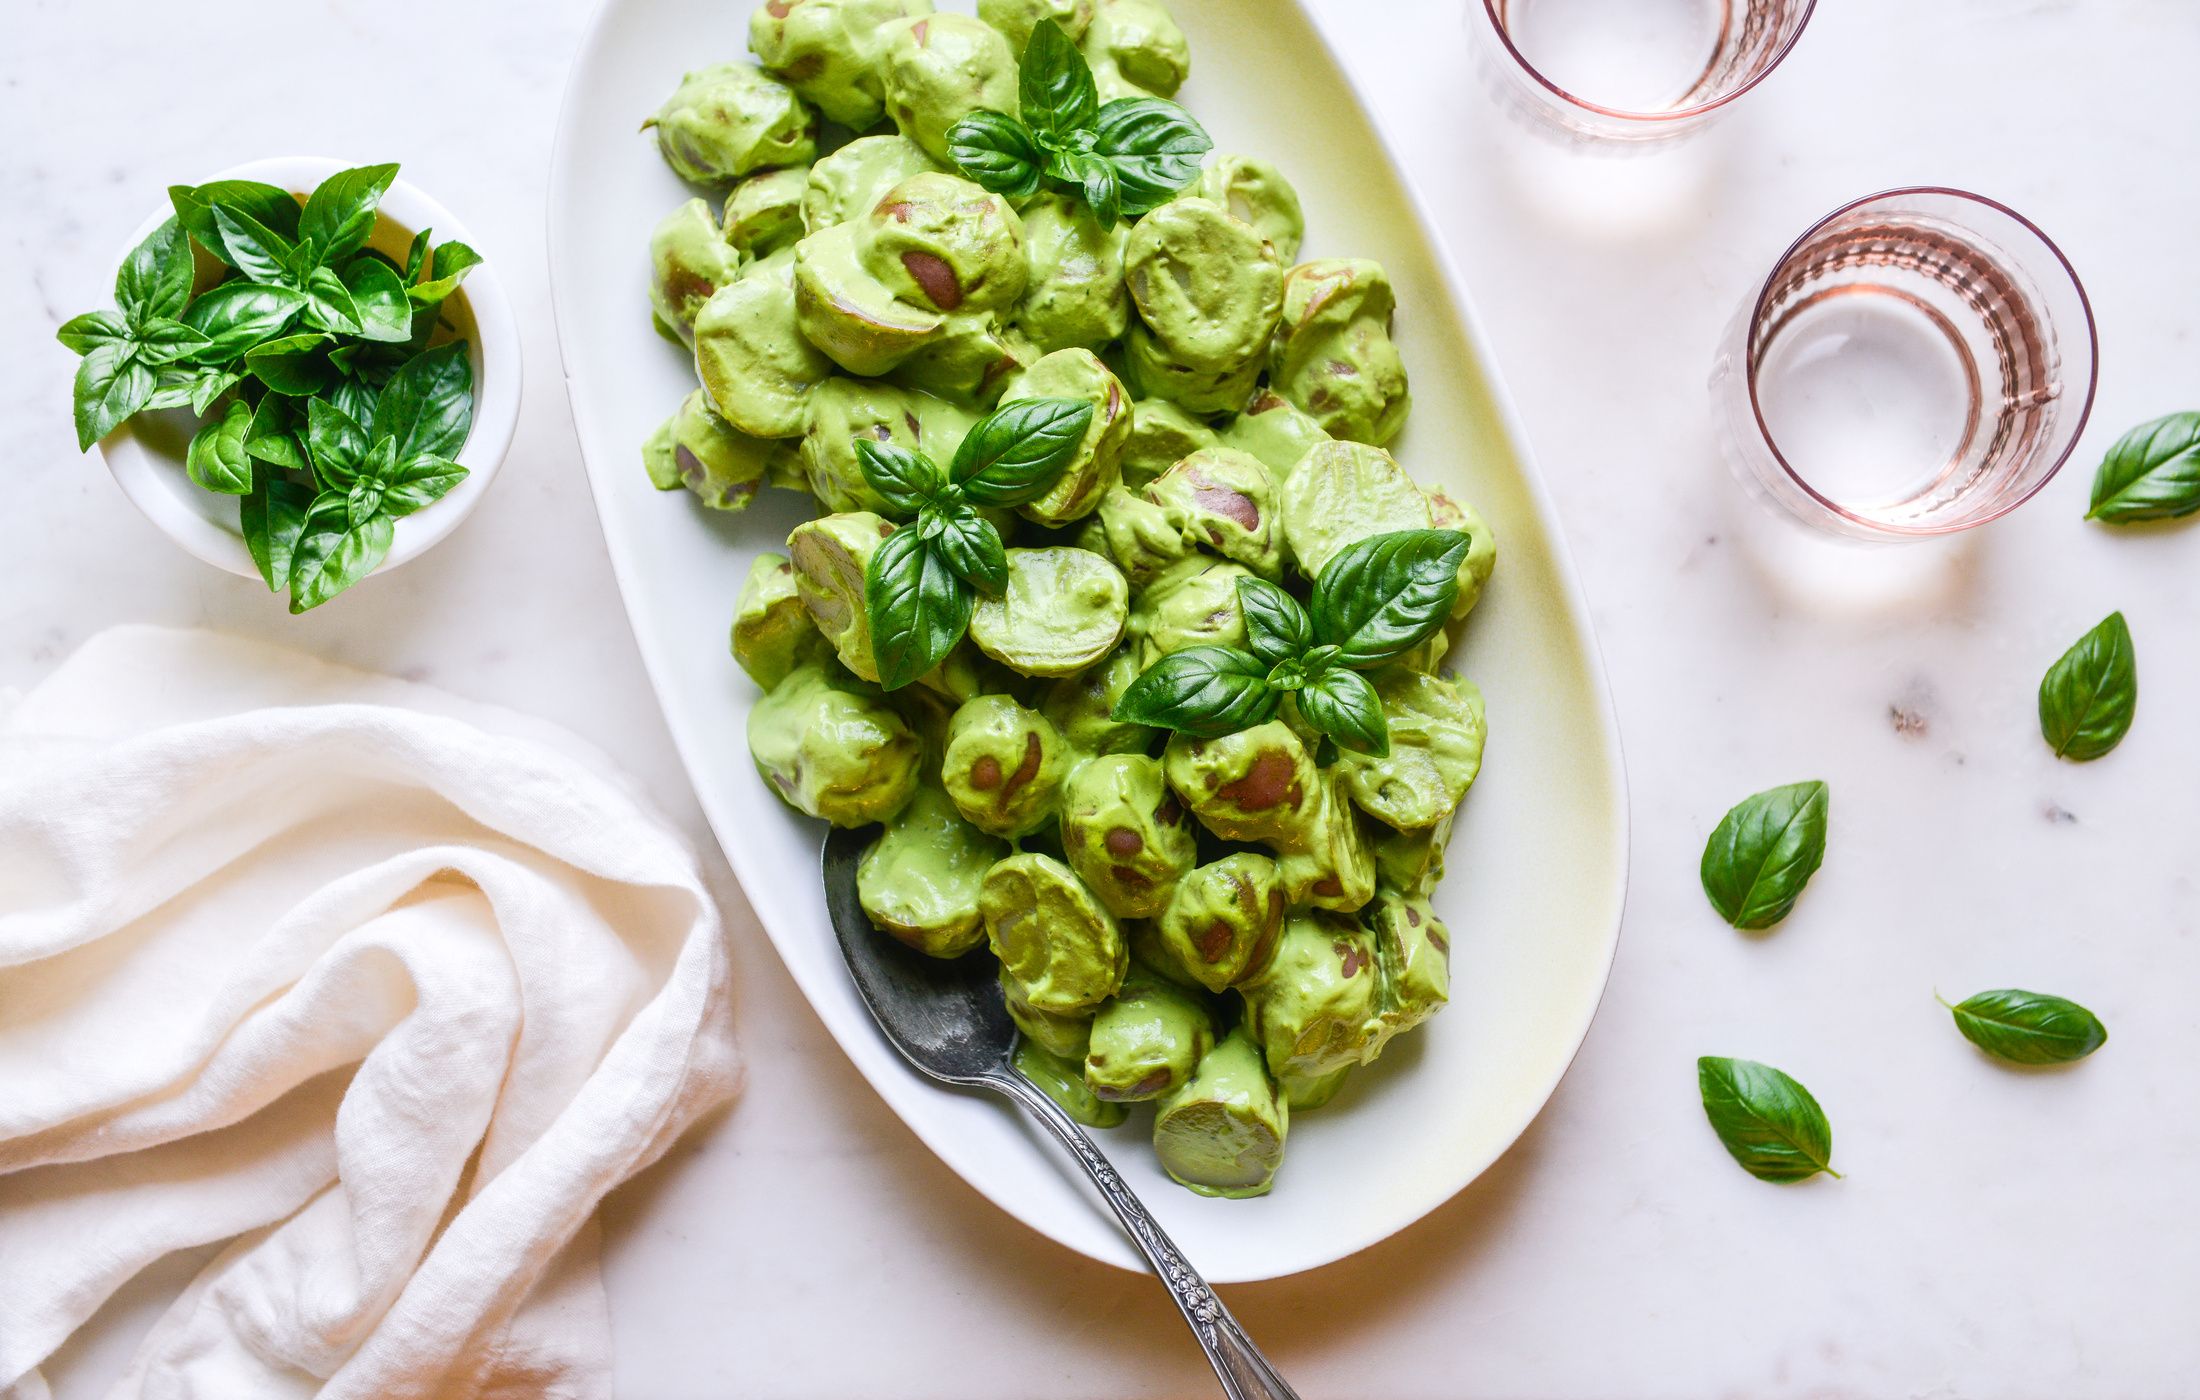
[969,547,1129,676]
[1087,485,1188,585]
[1365,890,1451,1056]
[878,13,1019,162]
[1240,909,1380,1081]
[694,247,836,439]
[1219,389,1328,483]
[982,852,1127,1013]
[1275,769,1377,912]
[1371,807,1452,899]
[798,376,973,512]
[889,312,1032,404]
[1336,670,1485,832]
[650,198,745,344]
[1015,1039,1128,1127]
[1013,194,1130,355]
[732,551,828,687]
[722,166,811,259]
[1039,644,1156,762]
[1084,962,1213,1101]
[979,0,1094,51]
[1060,753,1197,919]
[859,171,1028,314]
[793,221,945,376]
[802,135,942,234]
[1280,1064,1351,1110]
[648,62,819,183]
[997,349,1130,523]
[1122,329,1264,416]
[642,387,777,510]
[1154,852,1285,992]
[1426,485,1497,619]
[1131,555,1251,662]
[1002,965,1097,1059]
[1276,439,1433,577]
[1119,396,1219,488]
[1270,258,1410,447]
[1196,153,1304,262]
[1081,0,1190,99]
[858,782,1009,956]
[748,661,921,825]
[1152,1028,1287,1198]
[913,636,1023,707]
[1163,721,1316,845]
[1144,446,1282,579]
[1124,198,1284,376]
[749,0,932,129]
[941,693,1068,837]
[788,510,896,680]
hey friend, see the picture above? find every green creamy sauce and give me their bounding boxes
[660,0,1487,1199]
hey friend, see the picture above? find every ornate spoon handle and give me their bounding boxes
[990,1070,1299,1400]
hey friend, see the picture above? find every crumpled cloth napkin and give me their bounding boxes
[0,626,740,1400]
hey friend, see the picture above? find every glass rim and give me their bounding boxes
[1476,0,1819,124]
[1743,185,2100,538]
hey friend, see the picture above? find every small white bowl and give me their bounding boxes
[95,156,522,582]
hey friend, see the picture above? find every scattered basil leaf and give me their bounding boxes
[170,180,301,260]
[1237,576,1312,667]
[1017,20,1098,140]
[951,397,1094,506]
[929,506,1007,595]
[1699,780,1830,931]
[1697,1057,1839,1183]
[1310,529,1469,667]
[1112,645,1279,737]
[210,205,298,286]
[73,342,155,450]
[1296,665,1388,756]
[946,110,1045,201]
[180,281,308,361]
[241,465,317,592]
[340,256,412,343]
[856,439,945,517]
[298,163,399,266]
[1091,97,1214,217]
[408,241,483,306]
[115,217,196,325]
[184,398,255,495]
[866,526,972,691]
[245,333,331,397]
[288,498,395,613]
[1943,989,2108,1066]
[2086,412,2200,523]
[57,310,131,354]
[377,454,468,517]
[2038,612,2136,761]
[373,341,473,461]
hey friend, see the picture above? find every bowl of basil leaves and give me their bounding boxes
[64,156,522,612]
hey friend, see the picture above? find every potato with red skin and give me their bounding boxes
[721,166,810,260]
[802,134,940,235]
[1143,446,1283,579]
[649,198,744,344]
[749,0,933,129]
[1276,438,1433,578]
[1365,890,1451,1057]
[642,388,778,512]
[1039,644,1157,763]
[941,694,1069,838]
[1083,963,1213,1102]
[1275,770,1378,913]
[1130,555,1251,663]
[1060,753,1197,920]
[1162,722,1316,846]
[1425,485,1498,620]
[857,782,1007,957]
[1220,389,1328,484]
[877,13,1019,163]
[694,247,836,439]
[857,172,1028,315]
[731,551,828,688]
[1269,257,1411,447]
[982,853,1127,1014]
[647,62,818,184]
[747,662,921,826]
[1153,853,1286,992]
[1119,397,1219,490]
[787,510,896,681]
[995,349,1131,524]
[1239,909,1381,1082]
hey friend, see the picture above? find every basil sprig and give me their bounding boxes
[1941,989,2107,1066]
[57,162,484,611]
[861,397,1096,689]
[2037,611,2136,761]
[945,20,1211,229]
[1112,530,1470,756]
[2086,412,2200,523]
[1697,1057,1840,1184]
[1699,780,1830,931]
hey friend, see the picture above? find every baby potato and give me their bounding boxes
[797,376,972,513]
[1196,153,1304,262]
[1335,670,1486,833]
[982,853,1128,1014]
[1084,962,1214,1102]
[749,0,933,129]
[792,221,946,376]
[877,13,1019,163]
[802,134,942,234]
[996,349,1131,524]
[1425,485,1498,620]
[1269,258,1411,447]
[1153,852,1286,992]
[942,694,1070,838]
[1239,909,1381,1082]
[721,166,810,260]
[649,198,744,344]
[1276,439,1433,578]
[1152,1028,1287,1199]
[857,783,1008,957]
[1015,1039,1128,1128]
[1081,0,1191,100]
[1143,446,1283,579]
[731,551,827,688]
[1002,965,1098,1060]
[642,388,778,511]
[1162,721,1316,845]
[969,547,1130,677]
[1219,388,1328,484]
[1365,890,1452,1057]
[1040,644,1158,763]
[747,662,922,825]
[647,61,818,183]
[1131,555,1251,662]
[1013,193,1130,355]
[1060,753,1197,919]
[787,510,897,681]
[1275,769,1378,913]
[694,248,836,440]
[1119,396,1220,489]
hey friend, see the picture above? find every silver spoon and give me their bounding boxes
[823,826,1299,1400]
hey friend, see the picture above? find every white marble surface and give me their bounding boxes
[6,1,2198,1395]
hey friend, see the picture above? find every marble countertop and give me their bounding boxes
[6,0,2197,1395]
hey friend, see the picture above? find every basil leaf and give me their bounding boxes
[302,265,363,336]
[1236,576,1311,666]
[1296,665,1388,756]
[1944,989,2108,1066]
[210,205,298,286]
[856,439,944,517]
[73,342,155,450]
[2038,611,2136,761]
[1112,645,1279,736]
[245,333,331,397]
[951,396,1095,505]
[1310,529,1469,667]
[930,506,1007,594]
[57,310,131,354]
[865,526,972,691]
[946,111,1044,201]
[378,454,468,517]
[245,394,310,471]
[241,466,317,592]
[403,228,433,284]
[114,217,195,325]
[1017,19,1097,139]
[1699,780,1829,931]
[181,281,308,361]
[325,372,380,432]
[1091,97,1213,217]
[184,399,256,495]
[1073,151,1121,230]
[341,256,412,343]
[1697,1057,1839,1184]
[408,241,483,306]
[373,342,473,461]
[170,180,300,256]
[2086,412,2200,522]
[306,397,371,487]
[185,366,243,416]
[132,317,213,366]
[298,163,399,266]
[287,497,394,613]
[346,478,387,527]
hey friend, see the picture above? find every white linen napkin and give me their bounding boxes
[0,626,740,1400]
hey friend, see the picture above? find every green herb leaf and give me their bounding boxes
[1091,97,1213,217]
[1309,529,1468,667]
[1236,576,1311,666]
[2086,412,2200,523]
[373,342,473,461]
[856,439,945,517]
[1943,989,2108,1066]
[184,399,255,495]
[72,342,155,450]
[408,241,483,306]
[951,396,1094,506]
[245,333,331,397]
[1697,1057,1839,1183]
[305,397,371,487]
[241,465,317,592]
[57,310,131,354]
[287,497,394,613]
[181,366,242,415]
[946,111,1044,201]
[243,394,307,470]
[340,256,413,343]
[210,205,299,285]
[1017,19,1098,140]
[1700,780,1830,931]
[181,281,308,362]
[865,526,971,691]
[298,163,399,266]
[403,228,433,283]
[1296,665,1388,756]
[2038,611,2136,761]
[377,454,468,517]
[302,265,363,336]
[170,180,301,259]
[1071,151,1121,229]
[132,317,215,366]
[1112,645,1279,736]
[929,506,1007,594]
[347,478,387,528]
[114,217,195,325]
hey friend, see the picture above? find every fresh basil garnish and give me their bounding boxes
[1699,781,1829,931]
[952,397,1094,505]
[2038,611,2136,761]
[1942,989,2107,1066]
[1697,1057,1840,1183]
[2088,412,2200,523]
[1294,666,1388,757]
[866,525,976,694]
[1312,530,1472,668]
[1116,646,1281,738]
[944,20,1211,228]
